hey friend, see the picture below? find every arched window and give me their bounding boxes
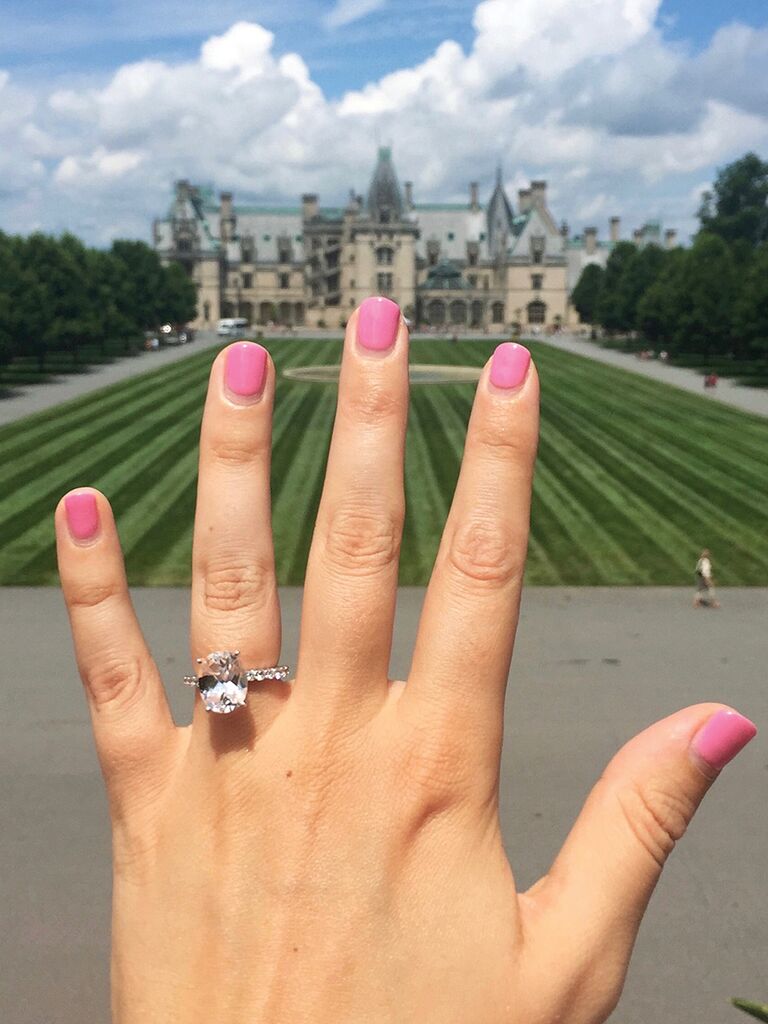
[527,300,546,324]
[449,300,466,325]
[259,302,275,324]
[238,301,253,322]
[294,303,305,326]
[491,301,505,324]
[427,299,446,326]
[470,300,483,327]
[376,246,394,265]
[278,302,292,325]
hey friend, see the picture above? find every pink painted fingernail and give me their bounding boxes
[225,342,268,398]
[691,709,757,770]
[357,296,401,351]
[490,342,531,390]
[64,491,99,541]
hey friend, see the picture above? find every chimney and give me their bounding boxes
[560,220,570,239]
[610,216,621,243]
[584,226,597,255]
[302,193,319,220]
[404,181,414,211]
[530,180,547,209]
[665,228,677,249]
[469,181,480,212]
[518,189,533,213]
[220,191,235,242]
[633,228,643,244]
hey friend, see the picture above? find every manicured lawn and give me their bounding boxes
[1,338,767,586]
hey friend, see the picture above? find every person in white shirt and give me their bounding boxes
[694,548,720,608]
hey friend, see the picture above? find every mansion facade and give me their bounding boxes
[153,148,675,330]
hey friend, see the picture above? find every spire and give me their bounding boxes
[487,167,514,257]
[367,146,403,223]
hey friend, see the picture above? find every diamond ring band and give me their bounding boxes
[183,650,291,714]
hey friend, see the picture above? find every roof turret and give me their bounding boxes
[367,146,404,222]
[487,166,514,257]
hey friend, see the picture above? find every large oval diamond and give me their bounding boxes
[196,651,248,714]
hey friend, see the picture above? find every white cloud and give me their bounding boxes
[1,1,767,243]
[324,0,387,30]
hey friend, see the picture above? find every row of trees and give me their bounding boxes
[571,153,768,359]
[0,234,197,370]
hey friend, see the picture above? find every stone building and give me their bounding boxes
[153,148,651,330]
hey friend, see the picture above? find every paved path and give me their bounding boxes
[0,331,226,427]
[2,326,767,426]
[1,586,765,1024]
[539,332,768,418]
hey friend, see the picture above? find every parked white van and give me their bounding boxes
[216,317,249,337]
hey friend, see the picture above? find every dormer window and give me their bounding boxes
[531,235,545,264]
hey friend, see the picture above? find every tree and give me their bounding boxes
[616,244,667,331]
[636,249,686,347]
[110,239,166,330]
[161,262,197,325]
[698,152,768,248]
[571,263,604,324]
[595,241,637,331]
[733,243,768,356]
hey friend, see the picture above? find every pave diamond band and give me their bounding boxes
[183,650,291,714]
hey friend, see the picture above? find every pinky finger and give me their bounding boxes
[55,489,175,808]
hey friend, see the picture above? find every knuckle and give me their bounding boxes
[67,577,123,611]
[394,719,472,806]
[203,557,275,615]
[473,418,536,462]
[323,502,402,577]
[341,382,401,425]
[83,652,145,709]
[445,517,522,589]
[208,432,266,467]
[614,777,693,870]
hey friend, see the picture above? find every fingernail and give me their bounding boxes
[490,342,531,390]
[225,342,268,398]
[64,491,99,541]
[691,709,757,770]
[357,296,400,352]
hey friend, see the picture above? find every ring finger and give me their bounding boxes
[190,341,283,736]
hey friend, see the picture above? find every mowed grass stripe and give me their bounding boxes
[0,346,221,463]
[546,399,768,580]
[401,392,455,585]
[272,385,336,584]
[532,341,768,457]
[551,371,768,547]
[1,336,766,586]
[541,356,768,500]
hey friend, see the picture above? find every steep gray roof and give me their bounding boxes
[486,167,515,257]
[367,146,403,221]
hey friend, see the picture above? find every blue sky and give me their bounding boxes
[1,0,766,95]
[0,0,766,244]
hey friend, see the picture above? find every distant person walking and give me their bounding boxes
[694,548,720,608]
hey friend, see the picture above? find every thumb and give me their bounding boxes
[522,704,756,1010]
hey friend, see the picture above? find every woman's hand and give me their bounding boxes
[55,298,756,1024]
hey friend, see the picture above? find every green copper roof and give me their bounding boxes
[418,258,470,290]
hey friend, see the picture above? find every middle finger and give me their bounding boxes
[297,297,408,709]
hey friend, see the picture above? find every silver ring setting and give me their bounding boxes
[183,650,290,714]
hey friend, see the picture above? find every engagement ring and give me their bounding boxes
[183,650,290,714]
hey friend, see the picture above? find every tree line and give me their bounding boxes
[571,152,768,360]
[0,234,197,371]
